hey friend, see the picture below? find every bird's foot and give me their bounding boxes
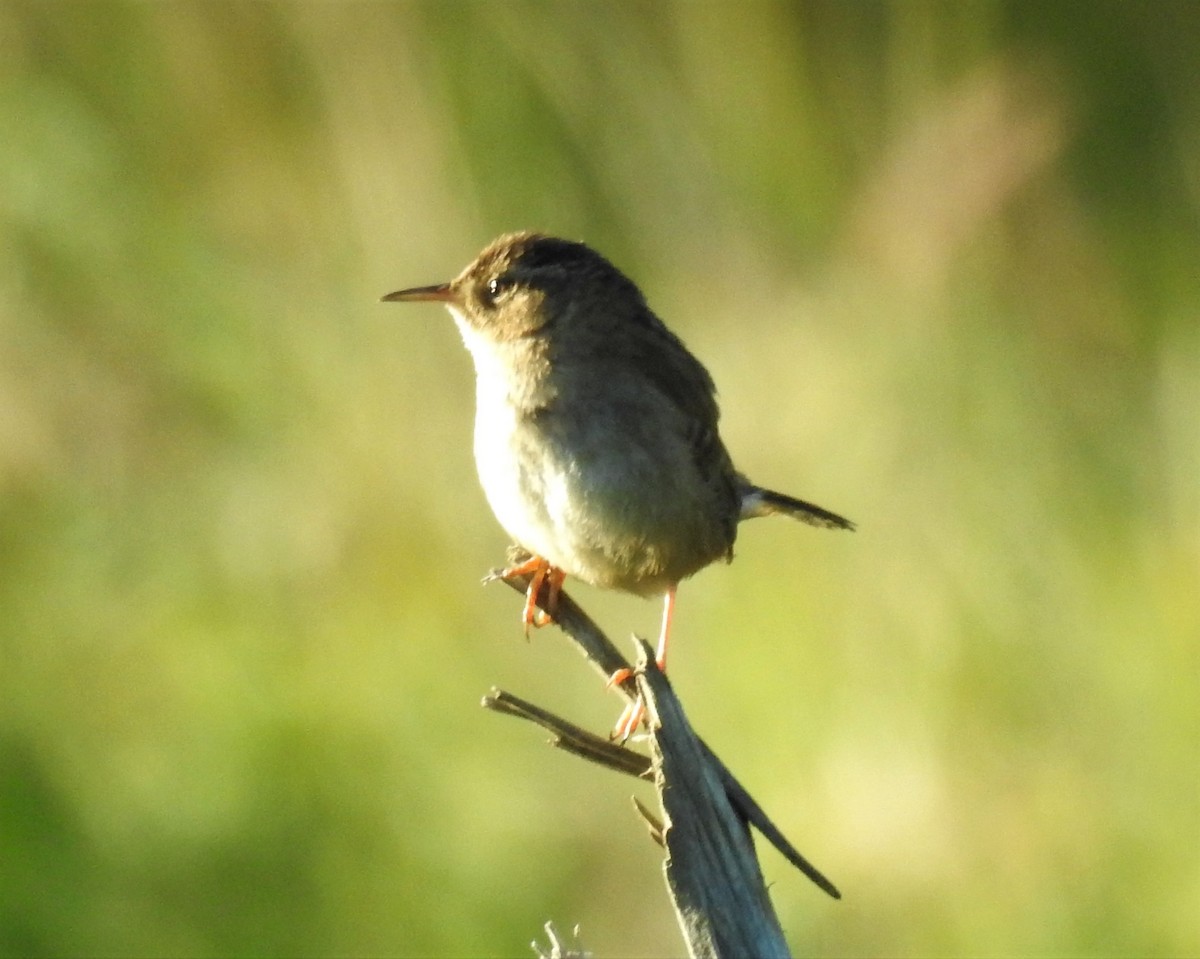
[605,666,633,688]
[611,698,646,742]
[486,555,565,635]
[605,654,665,742]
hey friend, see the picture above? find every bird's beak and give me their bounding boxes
[380,283,456,304]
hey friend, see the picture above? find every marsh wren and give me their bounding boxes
[383,232,853,736]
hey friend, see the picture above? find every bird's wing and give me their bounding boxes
[616,304,722,430]
[615,306,742,537]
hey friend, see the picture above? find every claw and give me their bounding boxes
[489,555,565,634]
[612,698,646,742]
[606,666,633,690]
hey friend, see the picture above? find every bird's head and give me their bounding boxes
[382,231,641,343]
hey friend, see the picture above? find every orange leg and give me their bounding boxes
[654,586,676,670]
[610,587,676,740]
[497,555,565,635]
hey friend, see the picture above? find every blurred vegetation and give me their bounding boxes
[1,2,1197,956]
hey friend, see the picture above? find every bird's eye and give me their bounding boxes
[484,276,514,304]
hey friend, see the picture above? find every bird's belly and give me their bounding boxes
[474,437,546,557]
[473,405,732,595]
[473,402,562,562]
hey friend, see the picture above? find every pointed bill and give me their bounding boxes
[380,283,456,304]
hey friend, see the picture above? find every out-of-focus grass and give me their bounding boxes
[1,3,1196,957]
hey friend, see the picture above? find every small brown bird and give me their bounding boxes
[383,232,853,736]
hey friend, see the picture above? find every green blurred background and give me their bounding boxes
[2,3,1197,956]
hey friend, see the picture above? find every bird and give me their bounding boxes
[382,231,853,737]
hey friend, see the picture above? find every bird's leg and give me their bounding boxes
[654,586,676,670]
[496,555,565,635]
[609,587,676,740]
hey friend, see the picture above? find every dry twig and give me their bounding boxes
[482,564,839,959]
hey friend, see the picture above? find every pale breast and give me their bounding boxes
[459,319,565,565]
[459,317,737,595]
[472,397,560,563]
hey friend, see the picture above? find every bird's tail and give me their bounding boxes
[739,484,856,531]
